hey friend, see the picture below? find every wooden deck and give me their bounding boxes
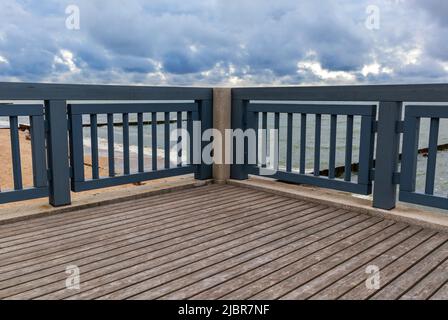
[0,184,447,300]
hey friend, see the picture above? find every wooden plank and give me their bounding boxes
[0,191,249,260]
[192,215,381,300]
[280,226,422,299]
[400,258,448,299]
[246,221,405,299]
[310,228,435,299]
[167,214,377,300]
[65,206,348,300]
[154,211,367,300]
[340,233,448,299]
[0,184,227,236]
[7,200,328,299]
[0,189,261,260]
[371,238,448,300]
[1,198,314,298]
[0,196,308,292]
[0,187,247,249]
[430,281,448,300]
[224,219,396,300]
[0,193,282,268]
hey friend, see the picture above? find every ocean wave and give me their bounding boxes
[82,136,187,164]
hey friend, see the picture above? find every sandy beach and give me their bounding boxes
[0,128,167,192]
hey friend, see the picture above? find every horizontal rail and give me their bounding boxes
[233,84,448,102]
[248,103,376,116]
[72,167,194,192]
[69,102,198,115]
[0,104,44,116]
[0,82,212,100]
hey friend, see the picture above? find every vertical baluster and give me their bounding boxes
[187,111,193,166]
[164,112,170,169]
[358,110,376,188]
[9,116,22,190]
[274,113,280,171]
[314,114,321,176]
[300,113,307,174]
[345,115,354,182]
[254,112,259,166]
[286,113,293,172]
[177,111,182,167]
[30,115,47,188]
[69,112,85,189]
[152,112,157,171]
[123,113,130,175]
[90,114,99,180]
[425,117,440,195]
[261,112,267,168]
[329,114,337,179]
[107,114,115,177]
[137,113,144,173]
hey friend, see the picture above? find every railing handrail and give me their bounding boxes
[232,83,448,102]
[0,82,212,101]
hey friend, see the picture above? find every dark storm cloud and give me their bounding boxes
[0,0,447,85]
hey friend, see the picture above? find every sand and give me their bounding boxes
[0,128,111,190]
[0,127,171,194]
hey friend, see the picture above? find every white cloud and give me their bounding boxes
[361,62,394,77]
[53,49,79,73]
[0,55,9,64]
[297,60,356,83]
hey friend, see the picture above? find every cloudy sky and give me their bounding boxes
[0,0,447,86]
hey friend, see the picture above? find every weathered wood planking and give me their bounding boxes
[0,185,447,300]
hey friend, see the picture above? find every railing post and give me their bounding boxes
[230,98,248,180]
[212,88,231,184]
[373,101,402,210]
[45,100,71,206]
[194,99,213,180]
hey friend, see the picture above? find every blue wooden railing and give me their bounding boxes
[2,83,448,212]
[231,84,448,211]
[0,82,212,206]
[0,104,48,203]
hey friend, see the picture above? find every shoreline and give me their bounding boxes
[0,128,167,191]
